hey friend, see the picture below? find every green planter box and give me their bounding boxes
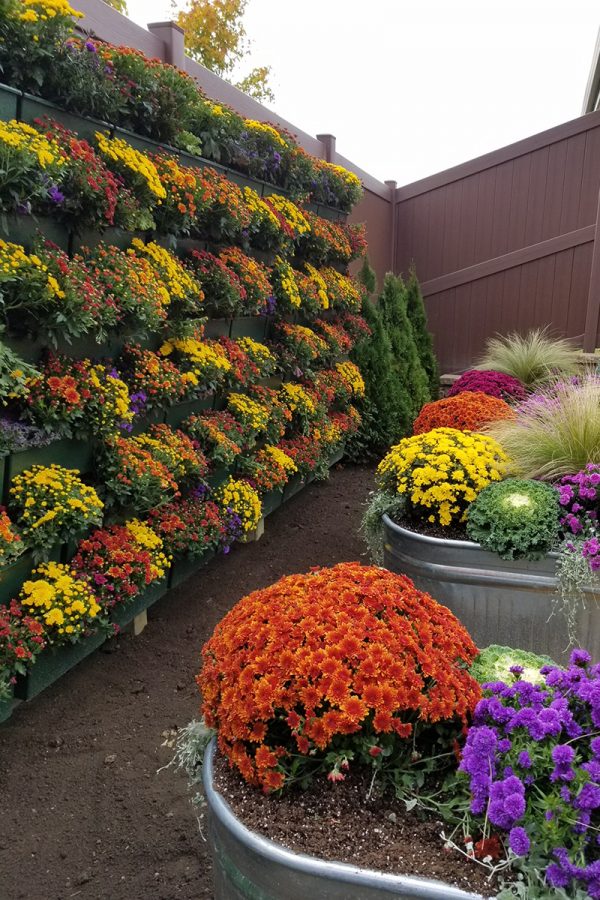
[1,334,46,364]
[20,93,110,143]
[0,686,15,724]
[261,489,283,517]
[257,375,282,389]
[204,318,231,338]
[5,439,94,485]
[328,447,345,467]
[5,214,70,252]
[130,407,165,436]
[112,127,175,156]
[206,466,230,490]
[71,227,142,253]
[316,204,346,223]
[283,474,308,502]
[110,577,169,629]
[0,545,61,605]
[169,548,215,589]
[165,395,214,427]
[14,629,106,700]
[0,83,21,120]
[230,317,268,340]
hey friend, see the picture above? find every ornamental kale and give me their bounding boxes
[466,478,560,560]
[460,649,600,898]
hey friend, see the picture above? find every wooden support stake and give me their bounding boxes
[132,610,147,636]
[241,517,265,543]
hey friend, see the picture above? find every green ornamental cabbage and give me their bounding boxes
[466,477,560,560]
[470,645,555,686]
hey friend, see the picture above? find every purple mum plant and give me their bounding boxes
[448,370,526,403]
[460,649,600,897]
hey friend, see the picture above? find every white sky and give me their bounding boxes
[122,0,599,186]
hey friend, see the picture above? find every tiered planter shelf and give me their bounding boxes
[382,515,598,663]
[111,577,169,629]
[164,395,214,428]
[261,489,284,518]
[203,740,479,900]
[4,439,94,487]
[169,549,215,589]
[14,629,107,700]
[0,687,15,724]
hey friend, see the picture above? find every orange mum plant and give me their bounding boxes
[198,562,480,792]
[413,390,514,435]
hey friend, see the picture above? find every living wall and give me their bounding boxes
[0,0,370,714]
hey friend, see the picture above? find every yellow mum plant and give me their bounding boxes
[214,477,262,534]
[335,361,365,398]
[9,464,104,558]
[376,427,508,527]
[19,562,100,645]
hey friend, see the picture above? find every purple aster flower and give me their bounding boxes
[509,826,530,856]
[517,750,532,769]
[571,649,592,667]
[85,40,97,52]
[48,185,65,205]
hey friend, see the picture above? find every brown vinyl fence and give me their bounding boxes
[394,110,600,372]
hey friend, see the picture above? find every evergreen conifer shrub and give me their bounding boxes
[405,268,439,399]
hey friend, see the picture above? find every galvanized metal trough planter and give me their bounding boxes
[382,515,599,663]
[203,740,484,900]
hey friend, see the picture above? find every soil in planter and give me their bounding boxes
[390,513,469,542]
[213,753,501,897]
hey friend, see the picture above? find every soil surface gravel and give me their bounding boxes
[0,465,374,900]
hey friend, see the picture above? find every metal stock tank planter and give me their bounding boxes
[382,515,599,662]
[202,740,482,900]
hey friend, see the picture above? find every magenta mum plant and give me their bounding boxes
[449,370,526,403]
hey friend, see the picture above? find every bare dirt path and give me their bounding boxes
[0,464,373,900]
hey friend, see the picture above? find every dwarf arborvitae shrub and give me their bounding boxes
[405,269,439,400]
[379,273,430,428]
[347,263,408,459]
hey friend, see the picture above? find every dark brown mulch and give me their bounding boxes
[0,465,373,900]
[213,753,499,898]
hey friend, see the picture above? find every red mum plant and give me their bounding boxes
[188,249,246,318]
[218,247,272,316]
[276,434,323,478]
[183,410,247,470]
[413,391,514,435]
[448,370,526,403]
[148,498,226,558]
[198,563,480,792]
[0,599,46,699]
[71,520,169,611]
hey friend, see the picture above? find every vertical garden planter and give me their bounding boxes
[5,438,94,485]
[130,407,165,436]
[229,317,268,340]
[381,515,599,663]
[19,93,110,143]
[70,227,143,253]
[0,545,61,605]
[204,318,232,338]
[206,466,231,490]
[5,214,70,252]
[283,474,308,502]
[0,83,21,120]
[164,395,214,428]
[203,740,482,900]
[168,548,216,589]
[112,127,172,156]
[14,629,107,700]
[328,447,345,467]
[110,577,169,630]
[0,686,15,724]
[260,489,284,517]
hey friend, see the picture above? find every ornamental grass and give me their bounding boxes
[199,562,480,792]
[376,428,508,527]
[412,391,513,435]
[477,328,583,387]
[485,376,600,480]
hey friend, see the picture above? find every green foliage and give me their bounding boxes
[486,376,600,480]
[470,645,555,686]
[358,256,376,296]
[379,273,430,428]
[477,327,582,387]
[0,340,39,405]
[177,0,274,102]
[405,268,439,400]
[360,489,405,564]
[466,478,560,560]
